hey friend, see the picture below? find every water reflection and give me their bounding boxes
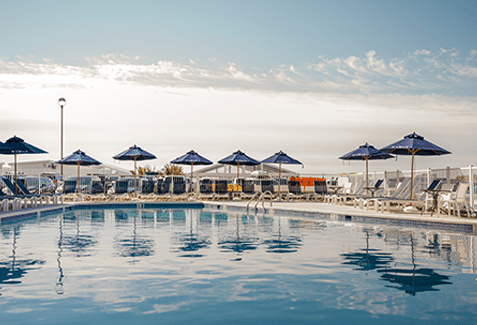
[114,210,154,258]
[60,211,97,257]
[172,210,211,258]
[0,227,45,291]
[341,230,394,271]
[218,214,258,260]
[56,216,65,295]
[378,233,452,295]
[263,217,302,254]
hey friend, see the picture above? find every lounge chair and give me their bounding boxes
[356,178,421,212]
[420,179,443,214]
[1,176,16,195]
[63,179,77,194]
[15,179,33,196]
[440,183,473,217]
[362,179,384,197]
[312,180,327,201]
[114,179,128,194]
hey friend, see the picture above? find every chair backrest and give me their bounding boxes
[374,179,383,189]
[115,180,129,194]
[427,179,442,191]
[314,180,327,195]
[392,177,411,198]
[91,180,104,194]
[1,177,17,194]
[15,179,31,195]
[455,183,469,203]
[440,183,455,192]
[64,180,77,194]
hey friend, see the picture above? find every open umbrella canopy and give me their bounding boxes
[380,132,451,199]
[379,132,451,156]
[0,136,48,195]
[0,141,12,154]
[218,150,260,166]
[2,136,48,155]
[171,150,213,165]
[113,145,156,197]
[219,150,260,193]
[171,150,213,194]
[261,150,303,165]
[112,145,156,161]
[57,150,101,194]
[339,143,394,193]
[261,151,303,199]
[339,143,394,160]
[57,150,102,166]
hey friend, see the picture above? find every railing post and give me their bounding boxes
[469,165,474,212]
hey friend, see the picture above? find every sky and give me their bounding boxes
[0,0,476,176]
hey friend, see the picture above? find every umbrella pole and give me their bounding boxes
[190,163,194,194]
[410,152,415,200]
[278,162,282,201]
[77,162,80,195]
[134,158,137,198]
[365,158,369,195]
[236,163,240,197]
[14,153,17,195]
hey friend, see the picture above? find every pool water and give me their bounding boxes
[1,207,477,324]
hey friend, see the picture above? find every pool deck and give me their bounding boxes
[1,199,476,232]
[201,200,477,227]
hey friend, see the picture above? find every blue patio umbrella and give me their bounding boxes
[218,150,260,184]
[57,150,102,194]
[380,132,451,199]
[0,141,11,154]
[339,143,394,194]
[261,151,303,199]
[113,145,156,197]
[171,150,213,193]
[1,136,48,195]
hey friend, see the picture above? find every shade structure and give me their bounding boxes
[261,151,303,199]
[339,143,394,194]
[0,141,11,154]
[218,150,260,193]
[57,150,102,194]
[113,145,156,197]
[1,136,48,195]
[380,132,451,199]
[171,150,213,194]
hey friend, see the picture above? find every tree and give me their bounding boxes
[162,164,185,176]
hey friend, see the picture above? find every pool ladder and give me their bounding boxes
[247,191,273,213]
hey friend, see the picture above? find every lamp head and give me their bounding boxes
[58,98,66,107]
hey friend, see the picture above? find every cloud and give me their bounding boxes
[0,49,476,96]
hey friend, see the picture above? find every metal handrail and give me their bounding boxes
[246,192,262,213]
[254,190,273,212]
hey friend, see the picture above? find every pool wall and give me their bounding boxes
[0,202,204,224]
[2,200,477,236]
[202,202,477,235]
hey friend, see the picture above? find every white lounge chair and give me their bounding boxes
[440,183,472,217]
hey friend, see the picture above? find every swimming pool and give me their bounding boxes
[1,204,477,324]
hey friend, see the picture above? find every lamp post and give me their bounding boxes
[58,98,66,178]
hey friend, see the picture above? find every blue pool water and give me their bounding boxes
[1,206,477,324]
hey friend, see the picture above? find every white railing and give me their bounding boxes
[0,194,60,213]
[302,165,476,210]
